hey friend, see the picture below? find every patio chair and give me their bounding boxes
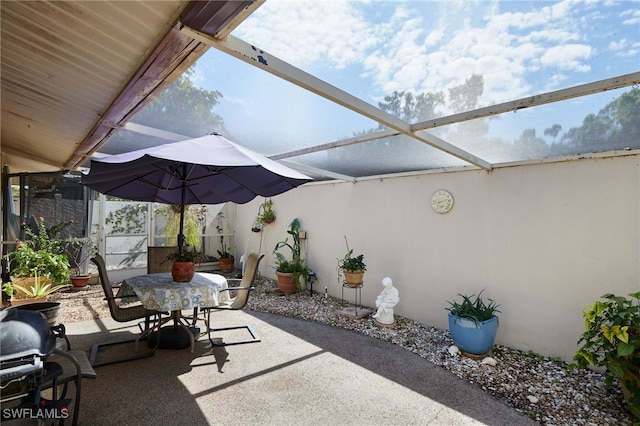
[89,254,163,366]
[202,252,264,346]
[41,324,97,426]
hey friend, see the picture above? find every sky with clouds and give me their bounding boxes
[192,0,639,155]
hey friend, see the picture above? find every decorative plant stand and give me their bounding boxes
[338,281,372,318]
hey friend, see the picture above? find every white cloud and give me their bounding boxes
[230,0,631,109]
[235,0,378,68]
[540,44,593,71]
[621,8,640,26]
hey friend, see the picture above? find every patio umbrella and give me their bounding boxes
[82,134,311,249]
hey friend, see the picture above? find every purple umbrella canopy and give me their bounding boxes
[82,134,312,248]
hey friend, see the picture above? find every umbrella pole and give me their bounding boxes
[178,178,186,251]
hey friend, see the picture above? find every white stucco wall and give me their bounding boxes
[236,154,640,361]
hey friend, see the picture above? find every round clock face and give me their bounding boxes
[431,190,454,214]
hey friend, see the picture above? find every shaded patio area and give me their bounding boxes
[65,309,534,425]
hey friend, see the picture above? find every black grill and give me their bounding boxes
[0,309,69,416]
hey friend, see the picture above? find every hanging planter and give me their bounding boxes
[256,199,276,227]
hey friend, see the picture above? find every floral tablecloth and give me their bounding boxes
[118,272,227,312]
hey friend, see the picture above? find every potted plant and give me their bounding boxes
[257,199,276,225]
[446,290,500,355]
[64,235,98,287]
[3,276,70,305]
[573,292,640,419]
[165,246,208,282]
[251,199,276,232]
[4,217,72,302]
[217,246,235,274]
[337,236,366,287]
[273,218,307,294]
[215,211,234,273]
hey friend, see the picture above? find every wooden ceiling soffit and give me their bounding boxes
[180,0,262,39]
[64,24,206,170]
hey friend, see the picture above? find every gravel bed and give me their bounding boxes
[46,277,634,425]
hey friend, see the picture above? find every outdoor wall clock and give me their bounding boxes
[431,190,454,214]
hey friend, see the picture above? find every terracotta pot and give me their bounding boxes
[276,271,297,294]
[11,277,53,299]
[10,297,47,306]
[172,261,195,282]
[219,257,235,274]
[71,275,91,287]
[343,270,364,287]
[262,216,275,224]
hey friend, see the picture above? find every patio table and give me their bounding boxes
[117,272,227,351]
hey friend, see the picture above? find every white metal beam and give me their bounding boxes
[180,27,493,171]
[100,121,187,142]
[270,129,400,160]
[279,160,356,182]
[414,72,640,130]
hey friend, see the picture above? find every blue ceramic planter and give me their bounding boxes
[448,313,499,355]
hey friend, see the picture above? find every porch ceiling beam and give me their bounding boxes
[270,129,400,160]
[279,160,356,182]
[180,27,493,171]
[414,72,640,131]
[101,121,187,142]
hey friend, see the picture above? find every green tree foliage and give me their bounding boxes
[135,69,226,137]
[377,91,445,125]
[326,75,486,176]
[514,128,548,157]
[561,88,640,150]
[544,124,562,143]
[113,68,226,151]
[448,74,484,113]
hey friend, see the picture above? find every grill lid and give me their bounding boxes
[0,309,56,361]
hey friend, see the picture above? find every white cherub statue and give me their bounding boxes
[372,277,399,325]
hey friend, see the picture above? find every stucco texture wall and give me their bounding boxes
[236,154,640,361]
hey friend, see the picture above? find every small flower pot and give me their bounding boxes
[343,270,364,287]
[218,257,234,274]
[71,275,91,287]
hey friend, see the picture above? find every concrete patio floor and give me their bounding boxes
[64,309,537,425]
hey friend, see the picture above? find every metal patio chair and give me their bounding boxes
[89,254,164,366]
[201,252,264,346]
